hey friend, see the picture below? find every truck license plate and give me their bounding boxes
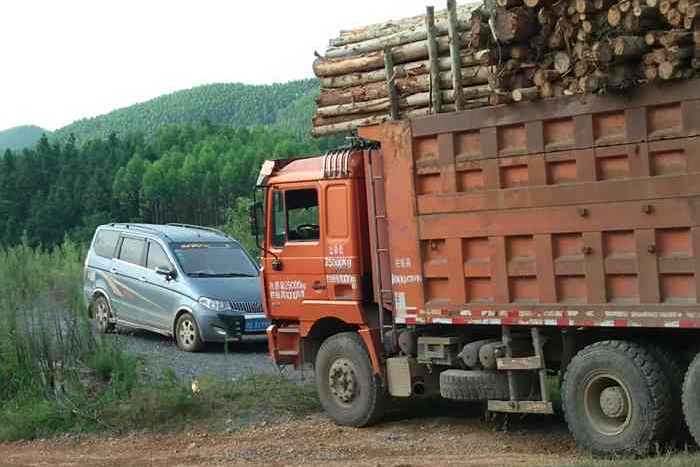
[245,318,270,331]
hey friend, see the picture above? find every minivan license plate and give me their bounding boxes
[245,318,270,331]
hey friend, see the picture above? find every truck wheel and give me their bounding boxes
[682,352,700,446]
[93,296,115,334]
[645,344,690,447]
[440,369,510,401]
[562,340,672,456]
[315,332,386,427]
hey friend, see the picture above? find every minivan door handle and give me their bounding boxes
[110,268,118,274]
[139,276,147,283]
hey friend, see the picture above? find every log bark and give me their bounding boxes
[384,48,400,120]
[330,3,477,46]
[592,41,614,62]
[494,7,539,42]
[325,17,472,59]
[314,34,469,77]
[317,65,495,107]
[425,6,443,114]
[318,50,491,88]
[534,68,560,85]
[512,86,541,101]
[447,0,465,111]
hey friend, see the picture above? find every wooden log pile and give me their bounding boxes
[311,0,700,137]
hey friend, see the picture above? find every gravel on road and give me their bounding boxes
[102,326,309,383]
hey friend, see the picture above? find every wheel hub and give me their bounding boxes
[584,373,632,436]
[600,386,627,418]
[329,358,358,405]
[180,320,195,346]
[96,301,108,327]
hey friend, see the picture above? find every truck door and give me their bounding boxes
[265,185,328,318]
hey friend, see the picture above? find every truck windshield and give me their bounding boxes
[172,242,258,277]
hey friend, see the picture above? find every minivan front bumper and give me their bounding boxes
[197,312,270,342]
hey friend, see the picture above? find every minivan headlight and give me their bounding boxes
[198,297,232,312]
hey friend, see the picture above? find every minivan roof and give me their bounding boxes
[100,223,235,243]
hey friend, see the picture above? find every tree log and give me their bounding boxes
[645,30,666,45]
[426,6,443,114]
[666,8,684,26]
[608,6,624,26]
[614,36,650,56]
[314,34,469,77]
[330,3,478,46]
[554,51,573,73]
[325,17,472,59]
[512,86,541,101]
[316,65,494,106]
[592,41,614,62]
[494,7,539,42]
[447,0,465,111]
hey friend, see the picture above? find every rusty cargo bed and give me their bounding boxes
[358,78,700,330]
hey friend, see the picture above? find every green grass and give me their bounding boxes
[0,240,319,442]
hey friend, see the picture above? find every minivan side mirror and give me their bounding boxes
[155,266,177,280]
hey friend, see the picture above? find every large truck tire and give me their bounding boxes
[440,369,510,401]
[562,340,673,457]
[682,352,700,446]
[645,344,691,447]
[315,332,386,427]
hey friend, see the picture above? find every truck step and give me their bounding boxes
[277,327,300,334]
[496,356,543,371]
[278,350,299,356]
[488,400,554,414]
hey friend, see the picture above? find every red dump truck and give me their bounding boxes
[252,80,700,456]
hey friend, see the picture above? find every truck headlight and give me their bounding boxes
[198,297,232,312]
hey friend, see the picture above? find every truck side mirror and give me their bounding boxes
[249,203,259,238]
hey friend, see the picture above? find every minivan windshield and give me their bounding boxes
[172,242,258,278]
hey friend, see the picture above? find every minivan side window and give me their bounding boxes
[93,230,120,258]
[146,242,172,271]
[118,237,146,266]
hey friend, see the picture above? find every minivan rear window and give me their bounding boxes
[93,230,120,258]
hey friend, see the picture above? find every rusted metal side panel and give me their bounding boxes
[366,79,700,330]
[359,123,426,324]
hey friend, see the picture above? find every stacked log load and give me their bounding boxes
[312,0,700,137]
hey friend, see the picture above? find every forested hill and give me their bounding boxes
[0,125,50,151]
[52,79,319,143]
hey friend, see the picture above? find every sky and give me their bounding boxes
[0,0,434,132]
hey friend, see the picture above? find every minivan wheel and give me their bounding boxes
[176,313,204,352]
[93,296,115,334]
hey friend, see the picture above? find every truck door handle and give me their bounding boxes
[110,268,118,274]
[139,276,147,283]
[312,281,326,291]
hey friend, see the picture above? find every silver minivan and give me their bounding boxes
[83,223,268,351]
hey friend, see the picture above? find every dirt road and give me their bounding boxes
[1,410,580,467]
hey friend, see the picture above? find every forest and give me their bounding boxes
[0,121,342,249]
[51,80,320,143]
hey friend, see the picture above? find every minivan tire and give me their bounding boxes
[176,312,204,352]
[93,295,115,334]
